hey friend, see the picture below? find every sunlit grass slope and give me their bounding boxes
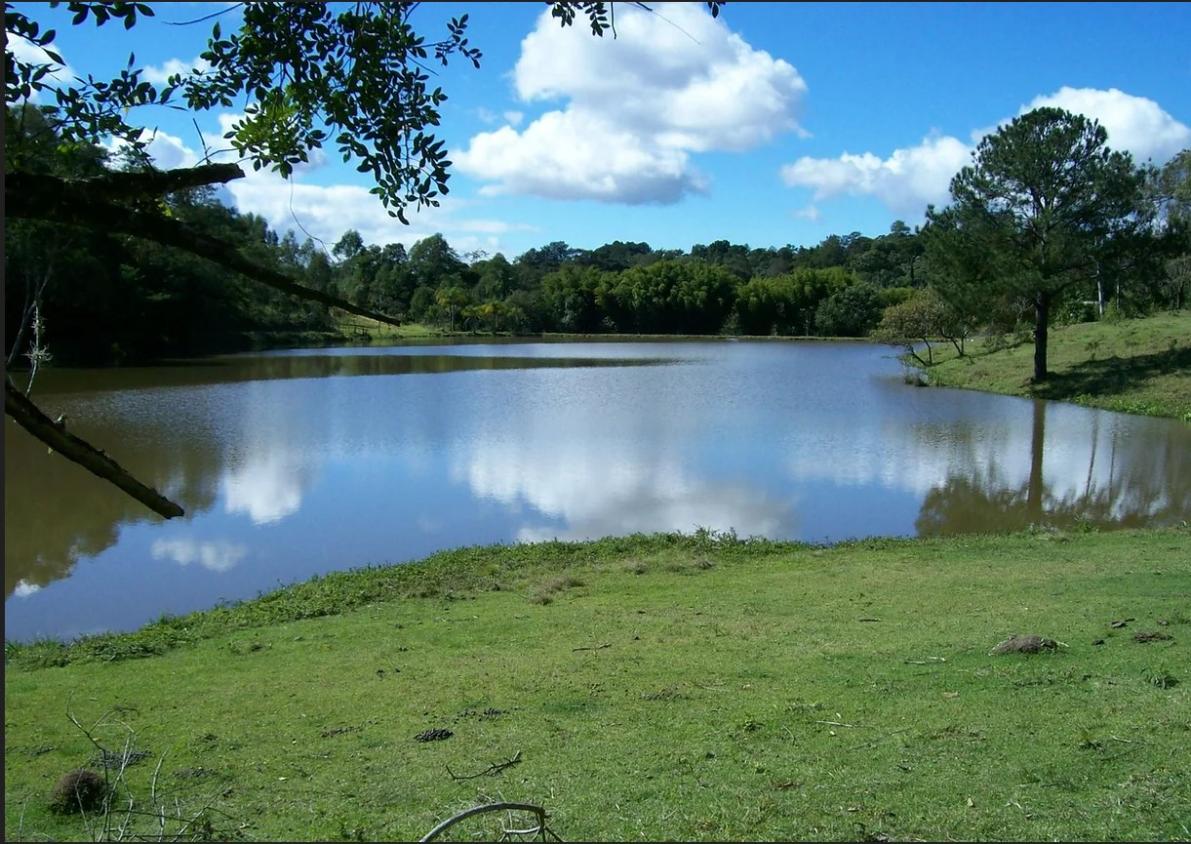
[5,528,1189,841]
[923,311,1191,420]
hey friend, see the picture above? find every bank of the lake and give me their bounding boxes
[918,311,1191,421]
[6,528,1188,841]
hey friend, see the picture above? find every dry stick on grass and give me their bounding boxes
[419,802,560,842]
[66,698,235,842]
[72,709,144,842]
[446,751,523,781]
[849,727,913,751]
[813,720,866,728]
[571,643,611,652]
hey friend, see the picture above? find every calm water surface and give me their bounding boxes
[6,340,1189,641]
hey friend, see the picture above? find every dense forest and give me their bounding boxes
[6,103,1189,367]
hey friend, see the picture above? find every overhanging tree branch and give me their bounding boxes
[72,162,246,200]
[5,377,185,519]
[6,168,405,327]
[5,164,406,520]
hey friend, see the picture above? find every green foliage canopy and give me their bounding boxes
[925,107,1142,381]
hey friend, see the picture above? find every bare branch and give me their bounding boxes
[64,163,245,200]
[446,750,522,781]
[164,4,245,26]
[7,171,404,327]
[6,378,185,519]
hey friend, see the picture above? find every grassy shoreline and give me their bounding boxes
[6,527,1189,841]
[915,312,1190,421]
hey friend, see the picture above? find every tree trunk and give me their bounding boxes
[1033,292,1050,382]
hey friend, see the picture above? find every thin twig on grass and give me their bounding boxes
[813,720,866,728]
[571,643,611,652]
[848,727,913,751]
[446,751,523,781]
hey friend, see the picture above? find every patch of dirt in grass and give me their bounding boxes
[320,726,361,738]
[1133,631,1173,644]
[990,634,1059,655]
[641,685,690,701]
[415,728,453,743]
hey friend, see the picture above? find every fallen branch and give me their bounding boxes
[446,750,522,781]
[571,643,611,653]
[419,802,560,843]
[6,378,184,519]
[848,726,913,751]
[813,720,865,728]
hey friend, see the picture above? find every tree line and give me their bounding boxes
[8,106,1188,374]
[296,123,1191,358]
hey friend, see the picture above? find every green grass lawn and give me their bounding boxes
[333,315,448,342]
[5,528,1189,841]
[921,311,1191,420]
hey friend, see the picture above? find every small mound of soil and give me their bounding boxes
[49,769,108,814]
[415,728,453,742]
[320,726,360,738]
[990,634,1058,655]
[1133,631,1174,643]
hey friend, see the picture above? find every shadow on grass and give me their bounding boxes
[1032,346,1191,402]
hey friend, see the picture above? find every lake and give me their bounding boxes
[6,340,1189,641]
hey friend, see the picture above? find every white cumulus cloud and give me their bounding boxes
[103,111,527,252]
[781,134,971,217]
[223,168,532,254]
[141,55,211,85]
[106,129,201,170]
[7,34,76,101]
[783,86,1189,218]
[1018,87,1191,163]
[455,4,807,204]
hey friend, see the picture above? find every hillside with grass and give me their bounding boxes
[6,528,1188,841]
[921,312,1191,420]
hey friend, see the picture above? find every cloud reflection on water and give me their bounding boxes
[457,441,796,542]
[150,538,248,573]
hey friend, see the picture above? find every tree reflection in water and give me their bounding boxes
[917,399,1190,536]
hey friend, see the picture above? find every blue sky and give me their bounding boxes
[15,2,1191,258]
